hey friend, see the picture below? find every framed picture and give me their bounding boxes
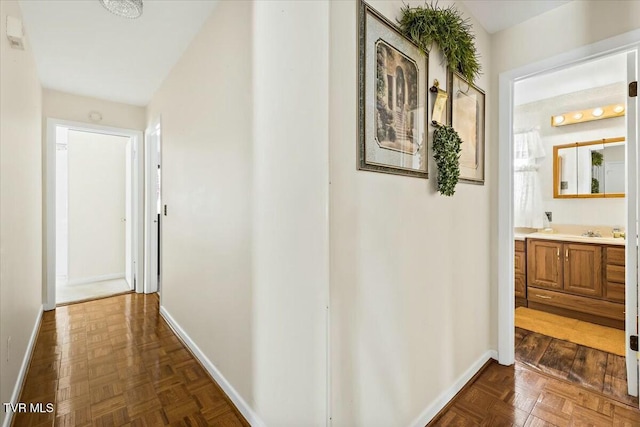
[447,69,485,184]
[358,1,428,178]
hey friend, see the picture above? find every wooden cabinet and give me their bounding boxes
[527,238,624,329]
[515,240,527,307]
[604,247,625,303]
[527,240,563,291]
[563,243,602,297]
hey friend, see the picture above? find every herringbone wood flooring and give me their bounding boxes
[11,293,249,427]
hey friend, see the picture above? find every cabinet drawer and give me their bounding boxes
[515,274,526,298]
[515,251,526,275]
[605,282,625,303]
[515,240,525,252]
[607,247,625,266]
[528,288,625,321]
[606,264,625,284]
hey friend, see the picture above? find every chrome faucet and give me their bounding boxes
[581,230,602,237]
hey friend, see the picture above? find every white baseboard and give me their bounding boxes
[2,306,43,427]
[408,349,498,427]
[159,306,266,427]
[65,273,125,286]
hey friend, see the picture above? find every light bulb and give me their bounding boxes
[613,105,624,113]
[573,113,583,120]
[592,108,604,117]
[553,115,565,125]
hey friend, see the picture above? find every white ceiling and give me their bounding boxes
[17,0,577,107]
[462,0,571,34]
[18,0,218,106]
[514,53,627,106]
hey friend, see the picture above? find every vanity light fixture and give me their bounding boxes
[99,0,143,19]
[551,103,626,127]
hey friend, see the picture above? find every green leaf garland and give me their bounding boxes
[398,2,481,83]
[432,123,462,196]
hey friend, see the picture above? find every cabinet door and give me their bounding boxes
[515,274,526,298]
[527,240,563,290]
[563,243,603,297]
[515,250,526,275]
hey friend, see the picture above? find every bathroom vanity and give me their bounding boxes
[515,234,626,329]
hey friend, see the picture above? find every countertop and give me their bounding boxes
[515,231,625,246]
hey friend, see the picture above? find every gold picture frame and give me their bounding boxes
[447,69,485,184]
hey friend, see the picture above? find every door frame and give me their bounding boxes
[497,29,640,382]
[44,118,144,310]
[144,117,162,294]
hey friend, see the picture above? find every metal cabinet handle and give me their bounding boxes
[565,249,569,261]
[557,248,560,258]
[535,295,552,299]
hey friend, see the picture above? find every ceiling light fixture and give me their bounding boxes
[573,113,583,120]
[99,0,143,19]
[553,115,565,125]
[591,107,604,117]
[613,105,624,113]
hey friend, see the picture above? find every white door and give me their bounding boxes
[625,48,639,398]
[145,121,161,293]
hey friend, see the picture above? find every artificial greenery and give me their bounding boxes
[591,151,603,167]
[432,123,462,196]
[591,178,600,194]
[398,2,481,83]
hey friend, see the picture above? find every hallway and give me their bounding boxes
[12,294,248,426]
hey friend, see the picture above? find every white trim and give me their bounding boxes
[497,29,640,367]
[159,305,266,427]
[625,49,639,397]
[144,117,161,294]
[2,306,43,427]
[407,350,498,427]
[45,118,144,309]
[65,273,125,287]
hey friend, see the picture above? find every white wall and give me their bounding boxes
[66,130,127,282]
[0,1,43,425]
[514,82,627,227]
[146,0,255,416]
[252,2,329,424]
[43,88,146,130]
[147,1,330,424]
[329,1,492,425]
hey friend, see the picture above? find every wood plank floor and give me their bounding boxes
[429,330,640,426]
[515,327,637,407]
[11,293,249,427]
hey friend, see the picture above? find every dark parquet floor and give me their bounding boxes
[11,293,249,427]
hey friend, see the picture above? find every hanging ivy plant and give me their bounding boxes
[398,2,481,83]
[433,123,462,196]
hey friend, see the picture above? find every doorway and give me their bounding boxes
[497,36,639,400]
[45,119,144,309]
[511,52,634,403]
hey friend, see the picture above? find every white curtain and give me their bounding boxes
[514,129,545,228]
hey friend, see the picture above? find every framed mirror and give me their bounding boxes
[553,137,625,198]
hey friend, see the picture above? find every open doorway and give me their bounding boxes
[55,128,130,303]
[45,119,144,308]
[511,52,634,403]
[497,35,639,404]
